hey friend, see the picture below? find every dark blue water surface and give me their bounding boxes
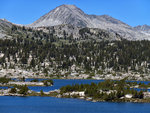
[29,79,102,92]
[0,96,150,113]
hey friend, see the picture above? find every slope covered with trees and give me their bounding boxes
[0,25,150,80]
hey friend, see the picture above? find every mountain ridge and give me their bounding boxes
[29,4,150,40]
[134,25,150,34]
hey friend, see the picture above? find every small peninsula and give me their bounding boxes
[0,77,53,96]
[51,79,150,103]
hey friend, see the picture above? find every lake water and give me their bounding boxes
[0,96,150,113]
[29,79,102,92]
[0,79,150,113]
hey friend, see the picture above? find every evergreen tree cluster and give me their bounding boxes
[60,80,145,101]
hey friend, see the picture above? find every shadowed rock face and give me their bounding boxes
[134,25,150,34]
[0,19,12,38]
[0,19,12,30]
[36,24,122,41]
[29,5,150,40]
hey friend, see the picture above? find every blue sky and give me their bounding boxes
[0,0,149,26]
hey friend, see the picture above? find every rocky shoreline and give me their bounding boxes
[48,90,150,103]
[1,88,150,103]
[1,77,150,103]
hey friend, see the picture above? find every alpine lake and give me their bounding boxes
[0,79,150,113]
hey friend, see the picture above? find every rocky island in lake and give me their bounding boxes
[1,77,150,103]
[52,79,150,103]
[0,77,53,96]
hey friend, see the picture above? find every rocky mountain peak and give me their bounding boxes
[52,4,82,13]
[29,4,150,40]
[60,4,78,9]
[30,4,87,27]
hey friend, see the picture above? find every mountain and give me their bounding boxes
[0,19,122,41]
[30,5,89,27]
[0,19,12,38]
[30,4,127,28]
[36,24,122,41]
[29,4,150,40]
[134,25,150,35]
